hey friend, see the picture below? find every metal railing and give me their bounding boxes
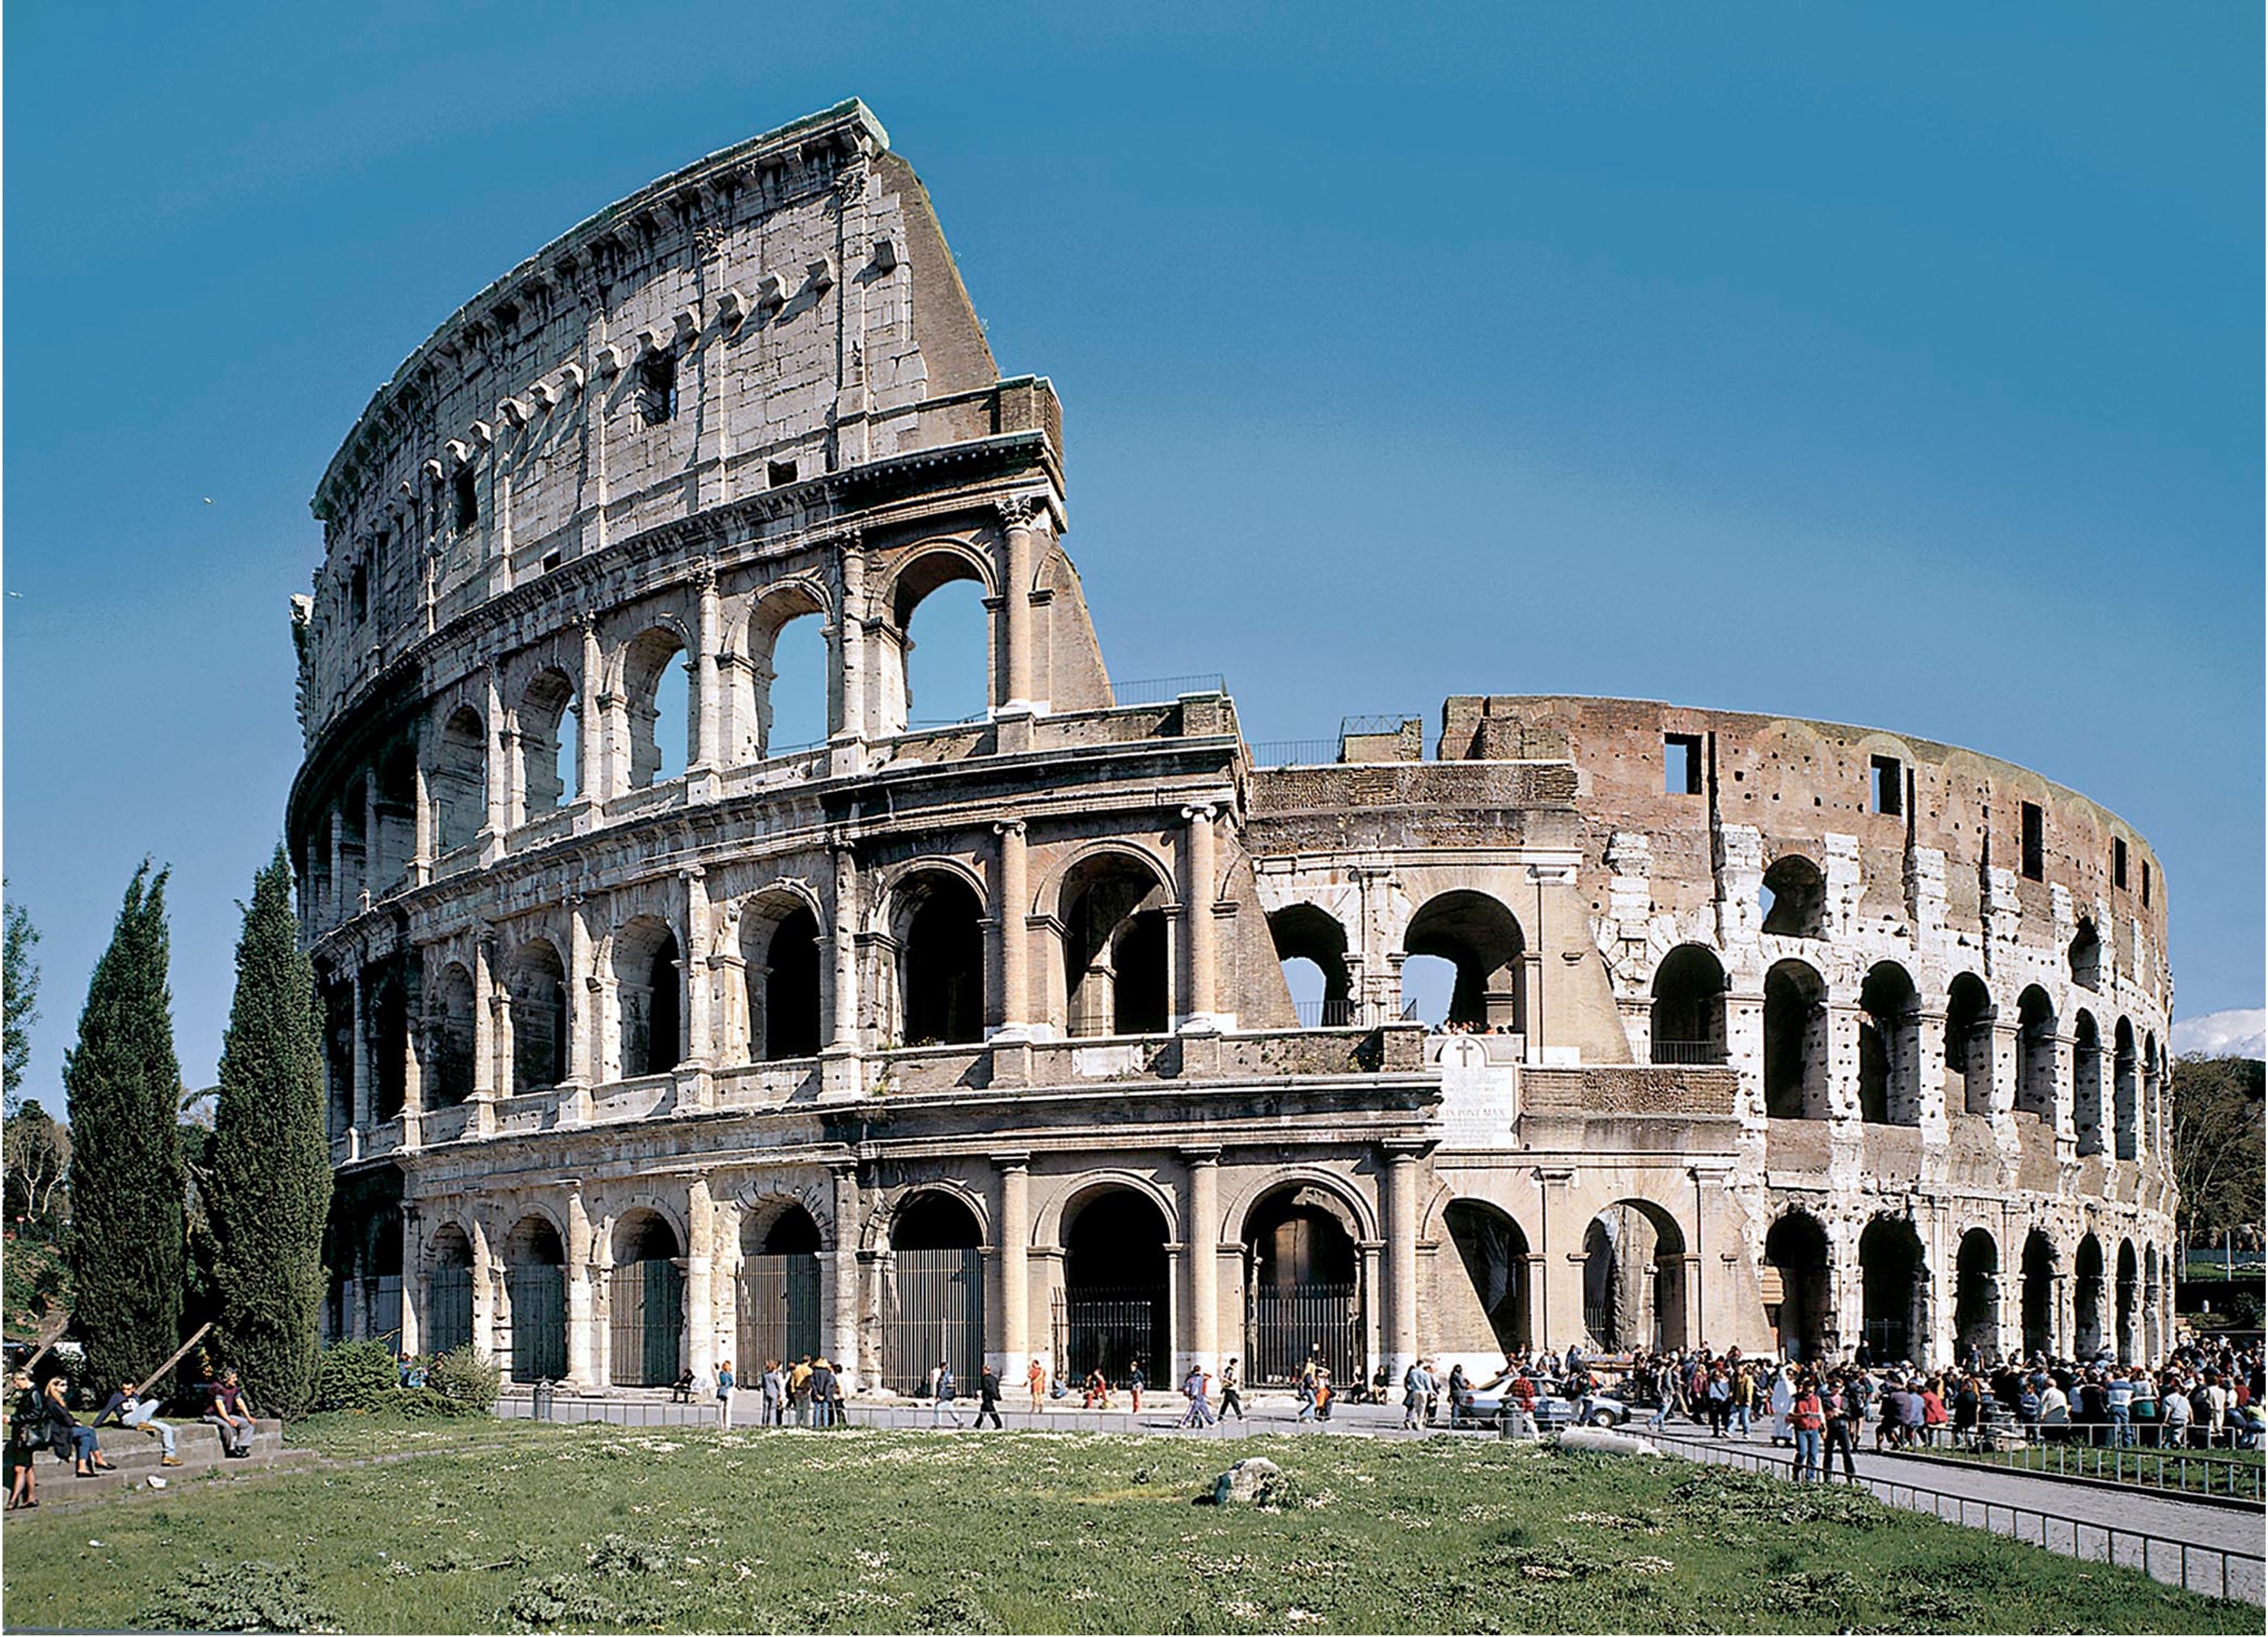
[1293,998,1357,1027]
[1339,713,1418,736]
[1650,1039,1727,1065]
[1111,673,1226,704]
[1906,1424,2266,1502]
[1246,738,1340,766]
[1649,1429,2265,1605]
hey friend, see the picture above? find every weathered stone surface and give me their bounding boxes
[1210,1457,1285,1506]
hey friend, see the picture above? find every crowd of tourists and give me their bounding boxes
[6,1359,258,1508]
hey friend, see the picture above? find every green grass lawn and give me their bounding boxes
[2,1415,2253,1634]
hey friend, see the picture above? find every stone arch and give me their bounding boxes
[607,1206,687,1388]
[1221,1166,1379,1249]
[427,961,476,1106]
[1650,943,1728,1064]
[2142,1029,2162,1153]
[878,541,997,737]
[2068,917,2103,992]
[1762,958,1829,1119]
[1953,1227,1999,1360]
[738,886,824,1061]
[886,866,986,1046]
[2112,1017,2139,1161]
[1760,853,1826,938]
[501,1212,567,1385]
[2020,1229,2059,1356]
[620,624,694,789]
[1441,1199,1533,1355]
[424,1221,476,1357]
[1764,1207,1833,1362]
[1401,890,1525,1031]
[880,1185,986,1395]
[1057,1184,1173,1386]
[732,1177,839,1253]
[1239,1177,1366,1385]
[433,704,486,854]
[738,1194,825,1369]
[2071,1010,2104,1157]
[1580,1197,1690,1352]
[1057,848,1173,1037]
[516,666,579,814]
[865,1180,994,1254]
[2015,986,2058,1122]
[1268,903,1353,1027]
[2114,1237,2139,1364]
[612,914,683,1077]
[2073,1231,2106,1357]
[1858,961,1923,1125]
[1857,1213,1928,1366]
[740,578,834,760]
[1944,973,1995,1116]
[1033,1170,1183,1249]
[506,937,569,1096]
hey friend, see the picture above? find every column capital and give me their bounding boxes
[989,1150,1032,1171]
[1180,802,1219,824]
[992,818,1026,839]
[993,494,1041,531]
[1381,1139,1431,1161]
[1180,1145,1222,1164]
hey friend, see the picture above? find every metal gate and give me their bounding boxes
[373,1275,403,1346]
[610,1258,686,1386]
[508,1263,567,1382]
[428,1263,475,1356]
[882,1246,983,1395]
[1245,1283,1362,1385]
[1052,1286,1166,1387]
[738,1253,823,1368]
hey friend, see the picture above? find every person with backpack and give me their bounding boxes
[1218,1359,1245,1422]
[929,1360,964,1428]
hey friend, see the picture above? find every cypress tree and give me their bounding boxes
[63,862,186,1390]
[209,848,332,1418]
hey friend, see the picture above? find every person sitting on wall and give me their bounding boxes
[669,1368,696,1404]
[41,1375,112,1478]
[92,1377,183,1466]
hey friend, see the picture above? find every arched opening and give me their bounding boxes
[614,917,682,1078]
[623,628,692,789]
[365,957,410,1123]
[1760,854,1826,938]
[1398,954,1458,1028]
[434,705,486,854]
[503,1216,567,1384]
[372,741,418,890]
[738,1204,823,1370]
[426,1225,475,1358]
[428,962,476,1107]
[2067,918,2102,992]
[1268,904,1352,1028]
[1763,959,1828,1119]
[895,873,984,1046]
[1858,962,1922,1125]
[2143,1244,2161,1360]
[1402,891,1525,1032]
[1649,944,1728,1064]
[2112,1018,2139,1161]
[2020,1231,2058,1357]
[1580,1201,1688,1352]
[1242,1184,1361,1384]
[743,898,823,1061]
[2115,1239,2139,1364]
[518,667,578,814]
[1944,974,1994,1116]
[2143,1031,2162,1156]
[2073,1233,2105,1359]
[608,1212,686,1387]
[369,1212,404,1342]
[1443,1201,1531,1355]
[1858,1216,1927,1365]
[508,940,569,1096]
[746,591,831,760]
[2072,1011,2103,1157]
[892,560,991,734]
[2015,987,2057,1123]
[339,776,368,906]
[320,974,354,1136]
[1954,1229,1999,1360]
[883,1192,984,1396]
[1055,1189,1171,1390]
[1764,1211,1831,1363]
[1060,854,1170,1037]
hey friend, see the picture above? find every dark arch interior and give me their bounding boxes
[620,1213,682,1263]
[1246,1189,1356,1288]
[1945,974,1993,1115]
[1650,944,1727,1064]
[762,905,823,1060]
[892,1191,982,1251]
[1060,1191,1170,1385]
[760,1205,823,1255]
[1760,854,1825,937]
[1404,891,1525,1031]
[1061,858,1170,1037]
[1762,960,1826,1119]
[1765,1211,1831,1362]
[1858,1216,1925,1364]
[2020,1232,2057,1356]
[1444,1201,1530,1353]
[510,941,569,1095]
[1857,962,1919,1125]
[1953,1229,1999,1357]
[900,876,984,1044]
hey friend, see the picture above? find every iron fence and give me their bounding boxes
[1112,673,1226,704]
[507,1264,567,1384]
[1649,1039,1727,1065]
[882,1246,984,1396]
[1292,999,1357,1027]
[608,1259,685,1387]
[428,1264,475,1357]
[1246,738,1340,767]
[1908,1425,2266,1502]
[1650,1429,2265,1605]
[738,1254,823,1371]
[1052,1287,1168,1387]
[1245,1284,1363,1386]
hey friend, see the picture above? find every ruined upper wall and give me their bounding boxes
[1444,694,2168,983]
[298,101,1015,742]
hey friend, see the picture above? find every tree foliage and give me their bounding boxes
[4,1102,71,1234]
[4,885,40,1113]
[208,848,332,1418]
[2169,1054,2265,1239]
[62,863,186,1390]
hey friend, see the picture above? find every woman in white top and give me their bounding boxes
[1769,1364,1796,1447]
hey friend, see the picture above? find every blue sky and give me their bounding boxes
[4,2,2260,1106]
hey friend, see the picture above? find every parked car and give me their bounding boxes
[1453,1380,1633,1430]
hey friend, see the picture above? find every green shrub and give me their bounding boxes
[391,1386,479,1419]
[429,1345,501,1410]
[311,1339,400,1411]
[139,1560,337,1633]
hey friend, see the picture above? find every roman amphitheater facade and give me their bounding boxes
[291,101,2176,1395]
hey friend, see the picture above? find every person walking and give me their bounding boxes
[1026,1358,1047,1413]
[1769,1363,1796,1446]
[760,1360,786,1427]
[1294,1364,1319,1423]
[1401,1358,1432,1430]
[1128,1360,1145,1415]
[6,1373,41,1510]
[1789,1375,1825,1482]
[1219,1359,1245,1422]
[713,1360,736,1428]
[930,1360,965,1428]
[1822,1374,1861,1481]
[975,1363,1004,1429]
[92,1378,183,1466]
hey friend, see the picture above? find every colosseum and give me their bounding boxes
[292,100,2177,1398]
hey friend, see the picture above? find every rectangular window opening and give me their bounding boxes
[1664,733,1703,796]
[348,561,368,626]
[2020,802,2045,881]
[637,352,678,425]
[1869,755,1903,816]
[453,467,479,531]
[2141,860,2152,907]
[768,458,798,489]
[2112,836,2128,890]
